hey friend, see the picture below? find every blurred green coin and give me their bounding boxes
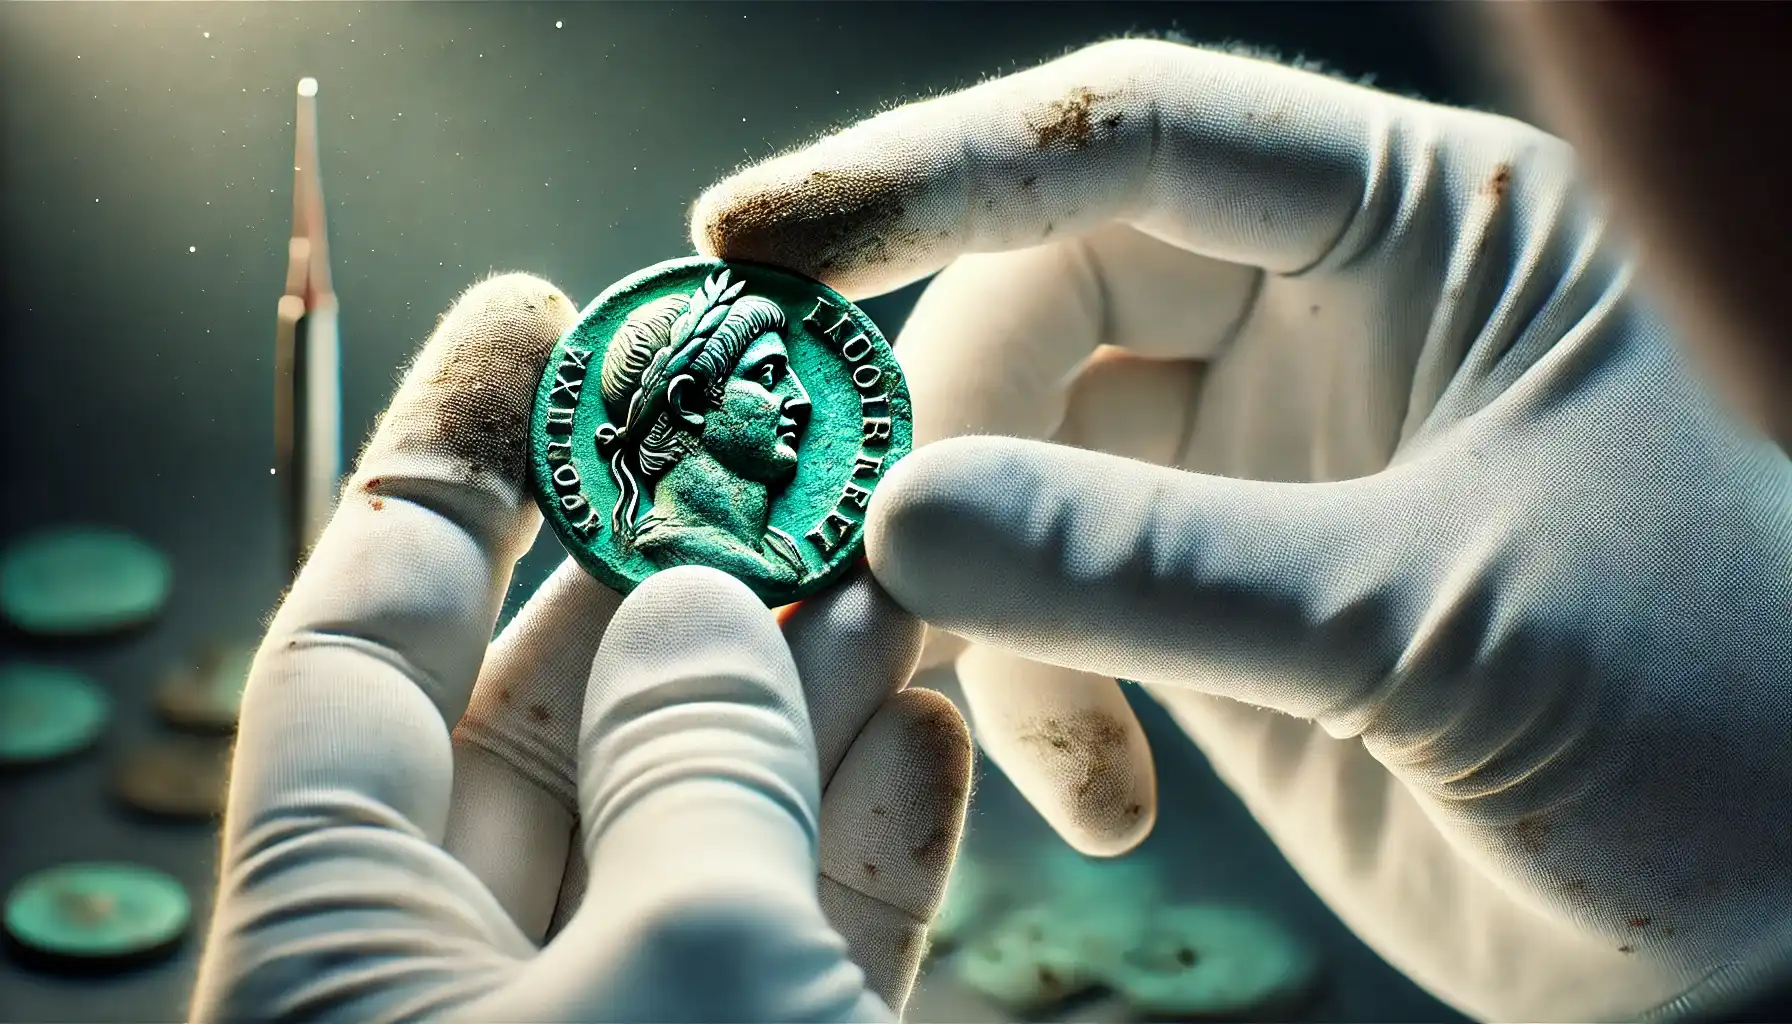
[0,664,109,766]
[0,528,172,637]
[957,902,1121,1013]
[3,863,189,961]
[155,641,255,733]
[113,737,230,820]
[1102,904,1321,1019]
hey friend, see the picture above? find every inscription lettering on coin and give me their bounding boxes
[531,258,912,605]
[801,295,898,560]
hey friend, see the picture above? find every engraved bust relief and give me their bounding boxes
[594,271,812,585]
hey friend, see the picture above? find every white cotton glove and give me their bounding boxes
[190,275,972,1022]
[691,39,1792,1024]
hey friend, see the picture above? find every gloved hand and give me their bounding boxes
[189,275,972,1022]
[691,39,1792,1023]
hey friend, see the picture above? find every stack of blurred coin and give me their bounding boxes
[155,641,254,734]
[112,735,230,821]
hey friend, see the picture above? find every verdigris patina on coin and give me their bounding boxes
[530,257,912,605]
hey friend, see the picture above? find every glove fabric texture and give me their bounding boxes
[694,39,1792,1023]
[191,275,973,1022]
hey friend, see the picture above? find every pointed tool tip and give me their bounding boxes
[297,77,318,98]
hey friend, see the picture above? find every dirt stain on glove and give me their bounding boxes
[1019,709,1135,805]
[911,824,954,870]
[1027,87,1119,151]
[376,274,577,487]
[1553,874,1594,908]
[1484,162,1514,199]
[903,690,974,871]
[699,167,920,278]
[1513,814,1550,853]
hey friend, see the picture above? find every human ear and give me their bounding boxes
[666,374,706,429]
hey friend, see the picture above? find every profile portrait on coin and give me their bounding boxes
[593,270,812,586]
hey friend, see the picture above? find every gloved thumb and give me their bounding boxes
[869,436,1417,725]
[514,566,883,1022]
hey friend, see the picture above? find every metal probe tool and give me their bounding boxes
[147,80,343,740]
[273,76,341,576]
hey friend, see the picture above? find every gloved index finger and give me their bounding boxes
[782,565,924,788]
[694,38,1503,298]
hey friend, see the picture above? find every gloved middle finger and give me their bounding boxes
[944,347,1196,857]
[781,564,926,787]
[446,557,621,941]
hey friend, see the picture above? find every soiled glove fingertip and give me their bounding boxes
[892,688,975,848]
[377,272,580,489]
[823,686,973,909]
[690,156,934,296]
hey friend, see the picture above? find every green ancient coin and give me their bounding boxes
[0,664,110,766]
[113,736,231,820]
[1101,904,1320,1019]
[4,863,190,961]
[0,527,172,637]
[530,257,913,606]
[155,640,255,733]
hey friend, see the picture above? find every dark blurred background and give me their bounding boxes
[0,3,1515,1020]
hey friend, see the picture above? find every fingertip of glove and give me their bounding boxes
[785,567,925,679]
[429,272,578,377]
[867,436,1040,601]
[588,566,800,738]
[825,686,973,894]
[690,153,933,297]
[955,648,1158,858]
[1068,812,1156,858]
[623,565,768,631]
[451,270,576,315]
[871,435,1002,525]
[886,687,974,791]
[375,272,579,489]
[618,567,790,671]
